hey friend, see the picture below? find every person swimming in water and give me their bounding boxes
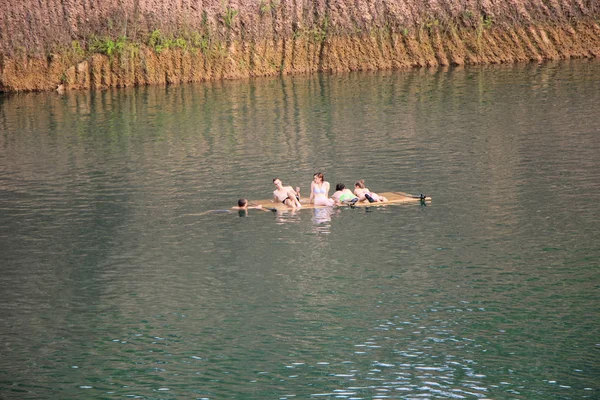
[353,179,388,203]
[232,198,264,210]
[309,172,335,207]
[272,178,302,208]
[331,183,359,205]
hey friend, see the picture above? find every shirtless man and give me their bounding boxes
[273,178,302,208]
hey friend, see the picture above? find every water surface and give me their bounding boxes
[1,60,599,399]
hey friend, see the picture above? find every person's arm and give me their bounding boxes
[331,191,340,205]
[324,182,330,197]
[285,186,297,199]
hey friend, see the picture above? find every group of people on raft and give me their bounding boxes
[235,172,388,210]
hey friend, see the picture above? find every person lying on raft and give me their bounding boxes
[354,179,388,203]
[273,178,302,208]
[331,183,359,205]
[231,198,263,210]
[309,172,335,206]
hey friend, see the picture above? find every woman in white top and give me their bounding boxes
[309,172,335,206]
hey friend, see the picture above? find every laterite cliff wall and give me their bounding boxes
[1,0,599,92]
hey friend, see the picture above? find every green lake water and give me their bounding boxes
[0,60,599,399]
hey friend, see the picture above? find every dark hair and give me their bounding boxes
[314,172,324,181]
[355,179,365,189]
[238,198,248,207]
[335,183,345,191]
[273,178,280,183]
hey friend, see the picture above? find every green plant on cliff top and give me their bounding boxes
[148,29,193,53]
[53,40,86,63]
[222,7,239,28]
[424,17,440,32]
[312,27,326,42]
[259,0,279,15]
[312,16,329,42]
[178,26,211,54]
[481,15,494,29]
[173,38,188,50]
[71,40,85,57]
[474,15,494,53]
[292,29,303,39]
[191,32,210,53]
[259,0,270,14]
[149,29,168,53]
[90,36,127,58]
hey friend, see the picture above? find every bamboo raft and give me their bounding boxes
[251,192,431,211]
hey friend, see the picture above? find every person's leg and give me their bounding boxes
[314,197,334,207]
[291,190,302,207]
[370,193,387,202]
[355,193,367,201]
[283,198,297,208]
[286,190,301,207]
[364,193,376,203]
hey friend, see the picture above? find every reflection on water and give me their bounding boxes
[1,60,599,399]
[311,207,338,234]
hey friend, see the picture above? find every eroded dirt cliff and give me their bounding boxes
[1,0,599,92]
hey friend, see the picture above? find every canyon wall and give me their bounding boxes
[1,0,599,92]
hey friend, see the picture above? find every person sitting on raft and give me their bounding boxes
[331,183,359,205]
[309,172,335,207]
[273,178,302,208]
[354,179,388,203]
